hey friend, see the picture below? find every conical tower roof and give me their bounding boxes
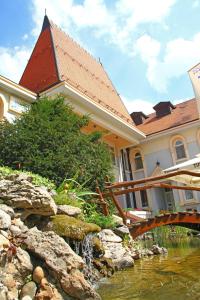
[20,16,132,124]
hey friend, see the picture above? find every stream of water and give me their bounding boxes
[97,237,200,300]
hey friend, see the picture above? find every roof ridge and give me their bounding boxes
[48,18,101,66]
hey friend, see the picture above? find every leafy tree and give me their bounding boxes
[0,95,113,190]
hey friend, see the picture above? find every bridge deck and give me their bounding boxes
[129,212,200,239]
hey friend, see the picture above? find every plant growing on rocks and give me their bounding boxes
[0,95,113,190]
[54,175,97,207]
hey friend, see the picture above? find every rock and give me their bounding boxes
[0,209,11,229]
[22,296,32,300]
[113,225,130,238]
[23,227,101,300]
[92,236,105,258]
[0,204,14,219]
[98,230,134,270]
[33,266,45,284]
[98,229,122,243]
[151,245,168,255]
[15,247,33,277]
[114,255,134,270]
[35,277,64,300]
[0,247,33,300]
[130,249,141,260]
[112,215,123,226]
[9,225,22,236]
[57,205,81,217]
[0,284,8,300]
[0,233,10,250]
[48,215,101,240]
[20,281,37,300]
[0,175,57,217]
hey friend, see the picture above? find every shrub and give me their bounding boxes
[0,95,113,190]
[84,203,117,229]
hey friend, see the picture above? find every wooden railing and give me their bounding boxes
[96,170,200,225]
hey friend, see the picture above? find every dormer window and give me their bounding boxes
[153,102,175,118]
[175,140,186,160]
[130,111,148,125]
[135,152,143,170]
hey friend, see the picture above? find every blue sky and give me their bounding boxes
[1,0,200,113]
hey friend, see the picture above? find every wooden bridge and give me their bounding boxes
[96,170,200,239]
[129,211,200,239]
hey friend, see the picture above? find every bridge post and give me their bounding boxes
[96,181,109,216]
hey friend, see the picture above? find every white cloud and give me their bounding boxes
[122,96,154,114]
[142,33,200,92]
[192,0,200,8]
[0,46,31,82]
[116,0,175,32]
[134,34,161,62]
[0,0,178,87]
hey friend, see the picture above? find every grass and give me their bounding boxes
[0,166,55,189]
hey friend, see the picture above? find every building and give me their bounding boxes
[1,15,200,213]
[130,96,200,213]
[0,15,144,210]
[0,74,37,121]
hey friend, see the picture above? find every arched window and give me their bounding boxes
[175,140,186,160]
[135,152,143,170]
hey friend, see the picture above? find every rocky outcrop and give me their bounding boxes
[23,227,101,300]
[47,215,101,240]
[98,229,134,270]
[57,204,82,217]
[0,174,57,217]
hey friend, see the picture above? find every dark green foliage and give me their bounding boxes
[0,95,113,189]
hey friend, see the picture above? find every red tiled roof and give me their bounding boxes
[19,16,133,125]
[136,98,199,135]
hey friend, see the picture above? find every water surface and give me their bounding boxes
[97,238,200,300]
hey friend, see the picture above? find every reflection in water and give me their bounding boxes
[97,238,200,300]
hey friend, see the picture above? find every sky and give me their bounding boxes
[1,0,200,114]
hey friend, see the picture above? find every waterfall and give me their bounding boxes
[70,233,98,284]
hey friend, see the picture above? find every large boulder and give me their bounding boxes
[23,227,101,300]
[98,230,134,270]
[46,215,101,240]
[0,174,57,217]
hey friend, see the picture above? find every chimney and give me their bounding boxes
[130,111,148,125]
[153,102,175,118]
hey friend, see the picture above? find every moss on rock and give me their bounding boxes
[51,215,101,240]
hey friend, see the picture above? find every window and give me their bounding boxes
[135,152,143,170]
[175,140,186,160]
[140,190,148,207]
[184,190,193,201]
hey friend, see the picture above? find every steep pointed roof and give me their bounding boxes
[20,16,133,124]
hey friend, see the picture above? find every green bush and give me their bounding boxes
[0,166,55,189]
[0,95,113,190]
[84,203,117,229]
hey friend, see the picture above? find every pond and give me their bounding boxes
[97,237,200,300]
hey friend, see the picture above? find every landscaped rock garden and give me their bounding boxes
[0,172,167,300]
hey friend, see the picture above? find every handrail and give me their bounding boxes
[105,169,200,189]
